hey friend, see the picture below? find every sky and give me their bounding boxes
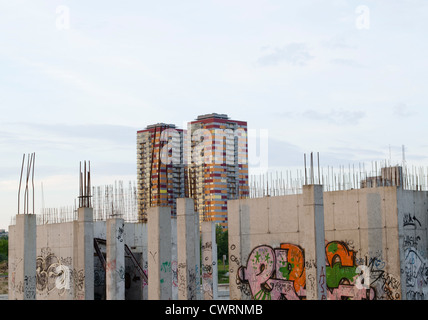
[1,0,428,229]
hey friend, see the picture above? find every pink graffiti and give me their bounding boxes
[237,244,376,300]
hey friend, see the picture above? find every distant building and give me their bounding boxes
[136,114,250,228]
[188,113,249,228]
[361,166,404,189]
[136,123,185,221]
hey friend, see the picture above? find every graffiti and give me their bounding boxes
[404,248,426,287]
[142,260,149,288]
[278,244,305,294]
[364,256,400,300]
[237,241,381,300]
[402,247,428,300]
[149,251,158,262]
[325,241,357,288]
[117,266,126,281]
[324,241,376,300]
[36,250,72,296]
[73,268,85,298]
[55,265,71,291]
[237,245,301,300]
[202,241,212,251]
[117,224,124,243]
[318,266,327,300]
[24,275,37,300]
[403,235,421,248]
[161,261,171,273]
[177,263,197,299]
[403,213,421,229]
[171,261,178,288]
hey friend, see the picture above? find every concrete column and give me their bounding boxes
[194,208,201,300]
[176,198,198,300]
[302,184,327,300]
[73,207,94,300]
[141,222,148,300]
[147,206,172,300]
[171,217,178,299]
[106,218,125,300]
[201,220,218,300]
[9,214,37,300]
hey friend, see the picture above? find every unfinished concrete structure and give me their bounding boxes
[9,152,428,301]
[228,171,428,300]
[8,160,216,300]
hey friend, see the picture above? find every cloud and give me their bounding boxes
[393,103,416,117]
[267,137,303,168]
[321,35,357,50]
[0,122,138,148]
[273,108,365,125]
[302,108,365,125]
[330,58,364,68]
[0,122,138,182]
[257,43,314,66]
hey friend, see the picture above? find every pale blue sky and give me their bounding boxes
[1,1,428,229]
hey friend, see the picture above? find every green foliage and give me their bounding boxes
[217,262,229,284]
[0,238,8,262]
[215,224,228,263]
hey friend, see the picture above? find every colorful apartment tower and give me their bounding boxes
[137,123,185,222]
[188,113,249,228]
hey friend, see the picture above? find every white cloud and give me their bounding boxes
[393,103,416,117]
[1,1,428,228]
[257,43,314,66]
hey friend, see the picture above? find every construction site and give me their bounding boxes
[6,118,428,300]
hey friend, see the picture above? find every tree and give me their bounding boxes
[215,225,228,262]
[0,238,7,262]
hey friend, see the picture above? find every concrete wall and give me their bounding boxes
[323,187,403,300]
[35,221,75,300]
[228,186,428,300]
[397,189,428,300]
[9,215,148,300]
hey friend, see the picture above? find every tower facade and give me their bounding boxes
[136,123,185,221]
[188,113,249,228]
[137,115,249,228]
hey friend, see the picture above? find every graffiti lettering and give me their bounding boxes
[403,247,428,301]
[403,213,421,228]
[237,241,382,300]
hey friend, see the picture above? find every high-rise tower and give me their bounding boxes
[136,123,185,221]
[188,113,249,228]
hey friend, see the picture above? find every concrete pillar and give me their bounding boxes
[141,222,149,300]
[176,198,198,300]
[9,214,37,300]
[106,218,125,300]
[73,207,94,300]
[194,208,201,300]
[171,217,178,299]
[201,220,218,300]
[147,206,172,300]
[302,184,327,300]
